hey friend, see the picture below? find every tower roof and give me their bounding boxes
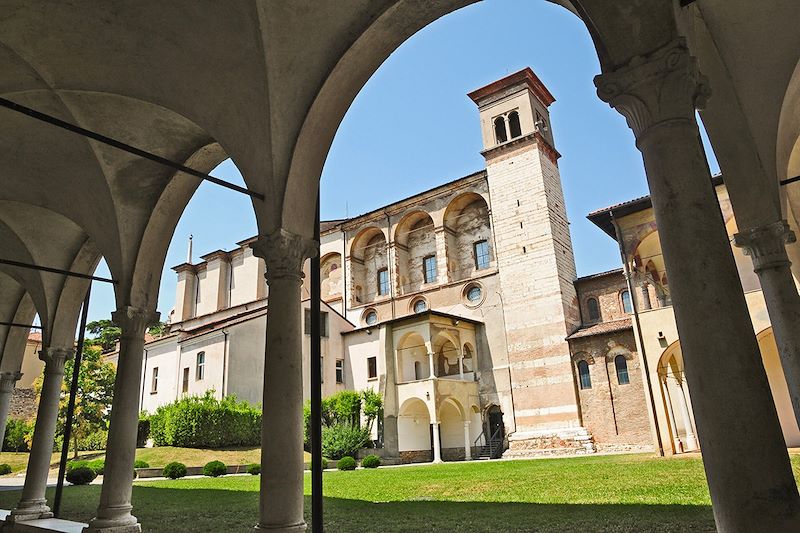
[467,67,555,107]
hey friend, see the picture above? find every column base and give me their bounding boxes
[253,521,306,532]
[7,499,53,522]
[83,507,140,533]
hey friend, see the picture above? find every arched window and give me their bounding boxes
[364,310,378,326]
[615,355,630,385]
[508,111,521,138]
[578,360,591,389]
[494,116,507,143]
[413,299,427,313]
[587,298,600,321]
[621,290,632,314]
[414,361,422,380]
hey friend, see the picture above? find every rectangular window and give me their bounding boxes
[151,367,159,394]
[377,268,390,296]
[474,240,490,270]
[423,255,437,284]
[335,359,344,384]
[196,351,205,381]
[367,356,377,380]
[304,310,329,337]
[182,367,190,394]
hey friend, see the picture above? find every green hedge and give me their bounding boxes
[149,393,260,448]
[337,456,356,471]
[163,462,187,479]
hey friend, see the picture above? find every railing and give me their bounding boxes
[473,425,503,459]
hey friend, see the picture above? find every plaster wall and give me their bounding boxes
[19,338,43,389]
[140,337,181,414]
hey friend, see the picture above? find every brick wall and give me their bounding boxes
[569,330,653,449]
[575,270,628,323]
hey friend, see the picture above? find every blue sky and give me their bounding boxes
[83,0,719,325]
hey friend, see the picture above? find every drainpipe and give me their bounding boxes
[611,211,664,456]
[221,329,229,397]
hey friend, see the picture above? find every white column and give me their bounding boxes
[431,422,442,463]
[596,39,800,530]
[734,220,800,428]
[252,229,316,533]
[0,371,23,444]
[428,351,436,379]
[85,307,159,533]
[463,421,471,460]
[676,380,698,451]
[9,348,72,522]
[661,377,683,453]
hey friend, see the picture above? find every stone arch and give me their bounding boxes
[397,396,432,459]
[394,210,436,294]
[462,342,476,372]
[349,226,388,305]
[396,331,429,383]
[443,192,492,281]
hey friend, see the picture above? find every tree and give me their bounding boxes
[34,344,116,458]
[85,319,121,351]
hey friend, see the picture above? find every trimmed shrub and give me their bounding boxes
[337,456,356,471]
[321,458,328,470]
[137,417,150,448]
[247,463,261,475]
[0,463,12,475]
[203,460,227,477]
[66,466,97,485]
[133,459,150,469]
[361,454,380,468]
[3,418,32,452]
[67,460,90,472]
[162,462,187,479]
[149,393,260,448]
[321,423,370,460]
[87,459,105,475]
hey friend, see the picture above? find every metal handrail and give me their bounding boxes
[473,425,504,458]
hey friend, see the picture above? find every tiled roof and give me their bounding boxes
[566,317,633,340]
[575,268,624,283]
[27,332,42,343]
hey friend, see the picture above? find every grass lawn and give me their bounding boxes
[0,447,312,475]
[3,453,791,532]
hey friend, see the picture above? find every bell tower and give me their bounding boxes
[469,69,588,454]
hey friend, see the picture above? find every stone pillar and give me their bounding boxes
[595,39,800,530]
[252,229,316,533]
[0,371,23,444]
[85,307,159,533]
[431,422,442,463]
[734,220,800,428]
[434,228,450,283]
[640,281,652,311]
[9,348,72,522]
[463,421,471,460]
[676,380,698,451]
[428,351,436,379]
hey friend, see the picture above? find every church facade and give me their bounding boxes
[129,68,620,461]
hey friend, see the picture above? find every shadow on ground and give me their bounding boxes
[0,485,715,532]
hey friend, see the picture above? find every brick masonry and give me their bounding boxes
[569,271,653,449]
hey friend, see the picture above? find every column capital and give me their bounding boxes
[38,347,74,375]
[0,371,23,393]
[594,39,710,143]
[733,220,796,271]
[251,229,318,284]
[112,307,160,335]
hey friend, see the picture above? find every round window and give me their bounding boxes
[413,300,427,313]
[365,311,378,326]
[466,286,482,303]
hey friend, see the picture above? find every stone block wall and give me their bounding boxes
[400,450,432,464]
[9,387,37,420]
